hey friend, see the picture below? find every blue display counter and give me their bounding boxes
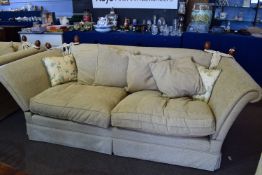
[63,31,182,48]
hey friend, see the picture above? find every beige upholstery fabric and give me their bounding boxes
[71,43,212,86]
[124,46,212,67]
[30,83,127,128]
[112,90,215,137]
[0,47,45,66]
[150,58,205,98]
[42,55,77,86]
[209,58,262,139]
[71,44,98,85]
[94,45,129,87]
[0,42,20,56]
[0,49,63,111]
[126,54,169,92]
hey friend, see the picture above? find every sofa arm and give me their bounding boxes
[0,49,63,111]
[0,47,46,66]
[208,58,261,141]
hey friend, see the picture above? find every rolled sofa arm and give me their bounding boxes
[0,49,63,111]
[0,47,46,66]
[208,58,261,141]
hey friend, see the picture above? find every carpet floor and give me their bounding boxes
[0,100,261,175]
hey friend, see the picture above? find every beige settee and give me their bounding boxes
[0,42,45,65]
[0,44,261,171]
[0,42,45,120]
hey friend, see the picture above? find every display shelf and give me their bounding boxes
[214,5,257,9]
[212,3,260,30]
[0,11,42,27]
[214,18,255,22]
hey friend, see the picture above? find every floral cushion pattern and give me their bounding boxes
[193,65,221,102]
[42,55,77,86]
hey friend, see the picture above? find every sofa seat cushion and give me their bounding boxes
[30,83,127,128]
[111,91,215,137]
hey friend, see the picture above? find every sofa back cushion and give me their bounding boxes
[71,44,212,90]
[93,45,129,87]
[126,54,169,92]
[150,58,206,98]
[71,44,98,85]
[131,47,212,67]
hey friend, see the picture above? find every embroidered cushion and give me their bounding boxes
[193,65,221,102]
[42,55,77,86]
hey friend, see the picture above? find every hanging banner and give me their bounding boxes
[92,0,178,9]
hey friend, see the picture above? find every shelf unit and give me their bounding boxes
[212,2,262,30]
[0,11,42,27]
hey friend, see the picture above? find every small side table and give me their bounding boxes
[255,153,262,175]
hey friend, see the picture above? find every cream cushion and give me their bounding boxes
[94,45,129,87]
[111,90,215,137]
[30,83,127,128]
[126,54,169,92]
[71,44,98,85]
[42,55,77,87]
[150,58,206,98]
[193,65,221,102]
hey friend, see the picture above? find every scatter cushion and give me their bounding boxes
[21,41,32,50]
[111,90,215,137]
[42,55,77,87]
[71,44,98,85]
[30,83,127,128]
[94,45,129,87]
[193,65,221,102]
[126,54,169,92]
[149,58,206,98]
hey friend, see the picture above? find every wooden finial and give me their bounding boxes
[45,42,52,49]
[228,47,236,57]
[21,35,27,42]
[204,41,211,50]
[34,40,41,49]
[73,35,80,45]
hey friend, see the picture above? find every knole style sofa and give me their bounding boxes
[0,44,261,171]
[0,41,45,66]
[0,41,45,120]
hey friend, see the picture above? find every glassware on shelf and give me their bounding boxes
[146,19,152,32]
[151,24,158,35]
[106,7,118,28]
[163,25,170,36]
[153,15,157,25]
[188,3,213,33]
[172,18,178,31]
[178,2,186,15]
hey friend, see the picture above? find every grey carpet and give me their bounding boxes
[0,100,261,175]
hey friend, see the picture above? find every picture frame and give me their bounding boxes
[0,0,10,5]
